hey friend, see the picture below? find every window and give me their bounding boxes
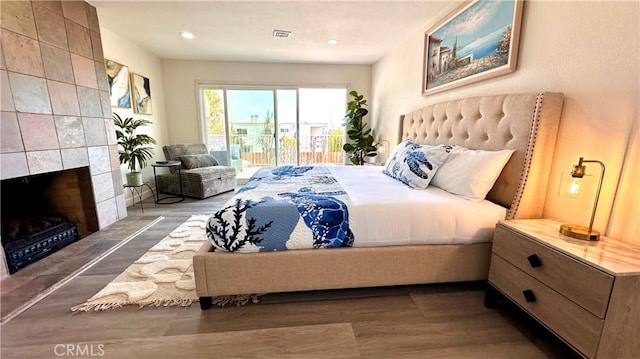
[199,85,347,180]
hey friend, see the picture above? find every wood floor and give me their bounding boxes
[0,192,581,358]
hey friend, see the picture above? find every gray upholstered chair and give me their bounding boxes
[156,144,236,199]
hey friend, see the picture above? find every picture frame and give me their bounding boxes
[130,73,152,115]
[104,59,132,108]
[422,0,523,96]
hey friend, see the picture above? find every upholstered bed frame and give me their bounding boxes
[193,92,564,309]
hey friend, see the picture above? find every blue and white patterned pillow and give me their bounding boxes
[383,140,452,189]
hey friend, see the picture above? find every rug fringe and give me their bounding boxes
[212,294,263,307]
[71,302,125,312]
[140,298,197,308]
[71,298,198,312]
[71,295,263,312]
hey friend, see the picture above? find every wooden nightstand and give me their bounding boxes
[485,219,640,359]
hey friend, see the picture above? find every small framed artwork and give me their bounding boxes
[130,73,152,115]
[105,59,131,108]
[422,0,523,96]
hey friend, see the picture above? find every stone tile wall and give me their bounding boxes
[0,0,126,228]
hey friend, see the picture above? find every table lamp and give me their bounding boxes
[559,157,605,241]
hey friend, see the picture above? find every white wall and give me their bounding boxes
[371,1,639,245]
[161,60,371,144]
[100,27,169,204]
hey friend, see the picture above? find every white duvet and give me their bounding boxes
[328,165,507,247]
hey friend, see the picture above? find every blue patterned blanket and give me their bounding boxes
[206,165,354,252]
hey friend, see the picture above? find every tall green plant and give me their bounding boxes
[113,113,156,172]
[342,90,377,165]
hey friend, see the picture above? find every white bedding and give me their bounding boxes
[328,165,507,247]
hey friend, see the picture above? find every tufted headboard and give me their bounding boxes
[398,92,564,219]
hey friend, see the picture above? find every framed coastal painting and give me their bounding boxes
[105,59,131,108]
[422,0,523,96]
[130,73,152,115]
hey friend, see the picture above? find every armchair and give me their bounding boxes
[156,144,236,199]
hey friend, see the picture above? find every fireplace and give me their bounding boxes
[1,167,99,273]
[0,0,128,279]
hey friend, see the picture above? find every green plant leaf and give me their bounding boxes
[343,143,354,152]
[343,90,376,166]
[114,113,156,172]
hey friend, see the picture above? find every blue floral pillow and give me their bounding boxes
[383,140,452,189]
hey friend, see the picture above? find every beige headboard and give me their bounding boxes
[398,92,564,219]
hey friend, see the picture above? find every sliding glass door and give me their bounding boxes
[298,88,346,166]
[199,85,346,181]
[226,90,277,169]
[201,88,230,167]
[275,89,298,166]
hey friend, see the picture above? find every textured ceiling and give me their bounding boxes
[89,1,459,64]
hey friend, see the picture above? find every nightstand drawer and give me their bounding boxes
[493,224,613,317]
[489,255,604,358]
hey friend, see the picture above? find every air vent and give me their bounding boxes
[273,29,291,38]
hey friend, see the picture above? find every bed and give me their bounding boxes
[193,92,564,309]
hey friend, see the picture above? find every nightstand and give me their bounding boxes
[485,219,640,359]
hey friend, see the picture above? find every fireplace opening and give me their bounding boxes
[1,167,99,273]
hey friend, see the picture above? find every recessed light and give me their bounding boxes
[327,39,338,45]
[180,31,194,39]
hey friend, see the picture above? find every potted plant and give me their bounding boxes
[113,113,156,186]
[342,90,377,165]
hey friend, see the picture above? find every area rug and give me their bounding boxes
[71,215,260,312]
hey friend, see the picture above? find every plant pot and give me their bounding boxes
[126,172,143,187]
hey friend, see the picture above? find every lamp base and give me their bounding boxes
[559,224,600,241]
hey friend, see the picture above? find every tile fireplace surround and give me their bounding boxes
[1,1,127,277]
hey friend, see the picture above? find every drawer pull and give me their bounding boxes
[527,254,542,268]
[522,289,537,303]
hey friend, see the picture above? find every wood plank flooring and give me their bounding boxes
[0,192,581,358]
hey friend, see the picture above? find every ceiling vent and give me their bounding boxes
[273,29,291,38]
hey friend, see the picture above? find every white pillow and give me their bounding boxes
[431,146,515,200]
[383,140,452,189]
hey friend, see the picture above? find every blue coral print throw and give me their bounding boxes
[206,165,354,252]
